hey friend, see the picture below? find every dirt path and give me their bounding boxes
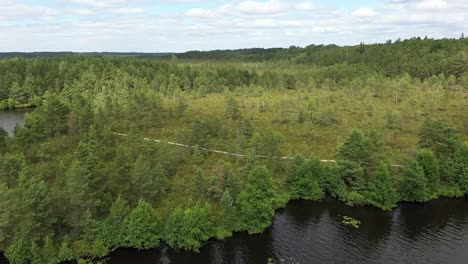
[113,132,404,167]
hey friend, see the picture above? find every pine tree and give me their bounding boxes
[220,190,237,231]
[100,196,130,248]
[192,167,208,200]
[124,199,160,250]
[288,157,325,201]
[57,236,74,263]
[417,148,440,197]
[452,143,468,194]
[5,235,31,264]
[400,161,430,202]
[225,96,241,120]
[0,127,7,154]
[130,155,162,203]
[165,203,213,252]
[365,163,398,210]
[64,160,93,228]
[237,165,275,234]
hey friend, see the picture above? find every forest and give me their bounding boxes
[0,37,467,263]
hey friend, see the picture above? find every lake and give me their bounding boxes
[0,108,32,135]
[108,198,468,264]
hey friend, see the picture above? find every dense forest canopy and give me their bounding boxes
[0,37,467,263]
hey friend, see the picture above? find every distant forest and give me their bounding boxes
[0,37,467,263]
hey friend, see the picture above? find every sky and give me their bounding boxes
[0,0,466,52]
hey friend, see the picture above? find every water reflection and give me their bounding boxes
[107,198,468,264]
[0,108,33,135]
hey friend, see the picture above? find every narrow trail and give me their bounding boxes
[113,132,404,167]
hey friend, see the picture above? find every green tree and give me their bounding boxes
[124,199,160,250]
[165,203,213,252]
[0,127,8,154]
[57,236,74,263]
[192,167,209,200]
[64,160,93,228]
[365,163,398,210]
[225,96,241,120]
[0,153,25,188]
[418,119,460,157]
[336,129,367,164]
[100,196,130,249]
[15,169,55,241]
[41,93,70,137]
[5,235,30,264]
[220,160,241,198]
[75,136,99,172]
[237,165,275,234]
[400,161,430,202]
[417,148,440,197]
[111,145,133,198]
[288,157,325,201]
[0,183,13,245]
[130,155,166,203]
[220,189,237,231]
[451,142,468,194]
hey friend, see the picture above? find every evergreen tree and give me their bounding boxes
[57,236,74,263]
[130,155,163,203]
[0,127,7,154]
[15,169,55,241]
[418,119,460,157]
[64,160,93,228]
[336,129,367,164]
[5,235,30,264]
[220,189,237,231]
[111,145,133,198]
[100,196,130,248]
[192,167,209,200]
[400,161,430,202]
[220,160,241,198]
[288,157,325,201]
[0,183,12,245]
[124,199,160,250]
[165,203,213,252]
[41,93,70,137]
[451,143,468,194]
[365,163,398,210]
[225,96,241,120]
[417,148,440,197]
[237,165,275,234]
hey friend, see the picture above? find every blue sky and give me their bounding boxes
[0,0,466,52]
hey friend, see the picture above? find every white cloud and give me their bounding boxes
[58,0,130,8]
[0,2,59,20]
[237,0,287,14]
[112,7,145,14]
[295,2,315,11]
[0,0,466,52]
[352,8,377,17]
[414,0,447,10]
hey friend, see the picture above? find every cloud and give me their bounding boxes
[58,0,130,8]
[352,8,377,17]
[0,0,466,52]
[295,2,315,11]
[0,1,59,20]
[112,7,145,14]
[237,0,287,14]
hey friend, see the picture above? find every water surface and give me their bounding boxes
[0,108,32,135]
[109,198,468,264]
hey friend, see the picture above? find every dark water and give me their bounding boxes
[108,198,468,264]
[0,108,32,135]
